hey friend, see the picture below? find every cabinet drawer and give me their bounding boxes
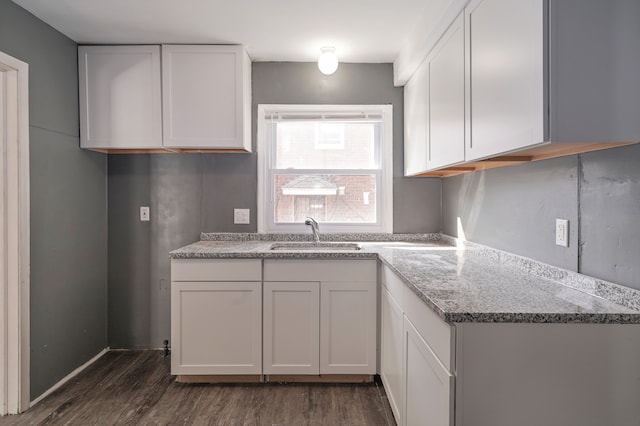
[171,258,262,281]
[404,284,455,371]
[381,265,404,308]
[264,259,376,282]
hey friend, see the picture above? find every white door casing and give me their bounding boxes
[0,50,30,415]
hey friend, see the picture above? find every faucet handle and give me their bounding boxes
[304,217,319,228]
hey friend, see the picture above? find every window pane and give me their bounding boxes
[273,174,377,224]
[275,121,377,169]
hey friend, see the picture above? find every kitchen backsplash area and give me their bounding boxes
[444,143,640,291]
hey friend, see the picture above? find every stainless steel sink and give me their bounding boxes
[268,242,362,251]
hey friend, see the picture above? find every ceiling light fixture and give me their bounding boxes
[318,46,339,75]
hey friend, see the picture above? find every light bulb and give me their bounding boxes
[318,47,339,75]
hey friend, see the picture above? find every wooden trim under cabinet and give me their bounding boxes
[414,141,638,177]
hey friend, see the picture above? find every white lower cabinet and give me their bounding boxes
[263,281,320,375]
[320,281,377,374]
[381,265,640,426]
[380,265,455,426]
[381,287,405,424]
[404,317,454,426]
[170,259,262,376]
[172,258,377,380]
[171,281,262,375]
[263,259,378,377]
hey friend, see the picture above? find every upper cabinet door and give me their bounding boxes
[403,57,430,176]
[161,45,252,151]
[79,45,162,150]
[465,0,545,161]
[427,14,465,170]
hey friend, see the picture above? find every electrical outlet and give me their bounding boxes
[234,208,250,225]
[555,219,569,247]
[140,206,150,222]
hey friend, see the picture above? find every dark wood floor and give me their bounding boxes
[3,350,396,425]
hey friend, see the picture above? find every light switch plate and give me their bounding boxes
[555,219,569,247]
[234,208,250,225]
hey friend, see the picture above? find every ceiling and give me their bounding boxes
[12,0,432,63]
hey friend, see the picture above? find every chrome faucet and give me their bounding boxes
[304,217,320,243]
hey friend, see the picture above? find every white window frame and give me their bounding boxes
[257,104,393,234]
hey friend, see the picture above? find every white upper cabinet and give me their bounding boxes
[464,0,640,163]
[464,0,545,161]
[427,13,465,169]
[79,44,252,152]
[405,0,640,174]
[79,45,163,150]
[403,57,430,176]
[404,13,465,176]
[162,45,251,151]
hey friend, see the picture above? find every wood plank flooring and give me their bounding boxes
[3,350,396,425]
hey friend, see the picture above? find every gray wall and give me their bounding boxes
[108,62,442,349]
[253,63,441,233]
[0,1,108,399]
[579,145,640,289]
[442,144,640,290]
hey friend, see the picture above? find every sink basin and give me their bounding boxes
[269,242,362,251]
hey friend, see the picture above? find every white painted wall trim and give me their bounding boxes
[30,348,109,407]
[393,0,470,86]
[0,50,30,415]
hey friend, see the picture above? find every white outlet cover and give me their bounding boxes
[234,208,250,225]
[555,219,568,247]
[140,206,150,222]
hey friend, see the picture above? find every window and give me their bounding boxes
[314,122,345,150]
[258,104,393,233]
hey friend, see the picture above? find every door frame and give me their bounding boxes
[0,50,30,414]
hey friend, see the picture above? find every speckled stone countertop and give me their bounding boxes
[170,233,640,324]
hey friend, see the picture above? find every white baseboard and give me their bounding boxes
[30,347,110,407]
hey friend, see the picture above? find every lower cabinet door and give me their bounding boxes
[381,288,405,425]
[404,316,454,426]
[171,281,262,375]
[263,281,320,375]
[320,281,377,375]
